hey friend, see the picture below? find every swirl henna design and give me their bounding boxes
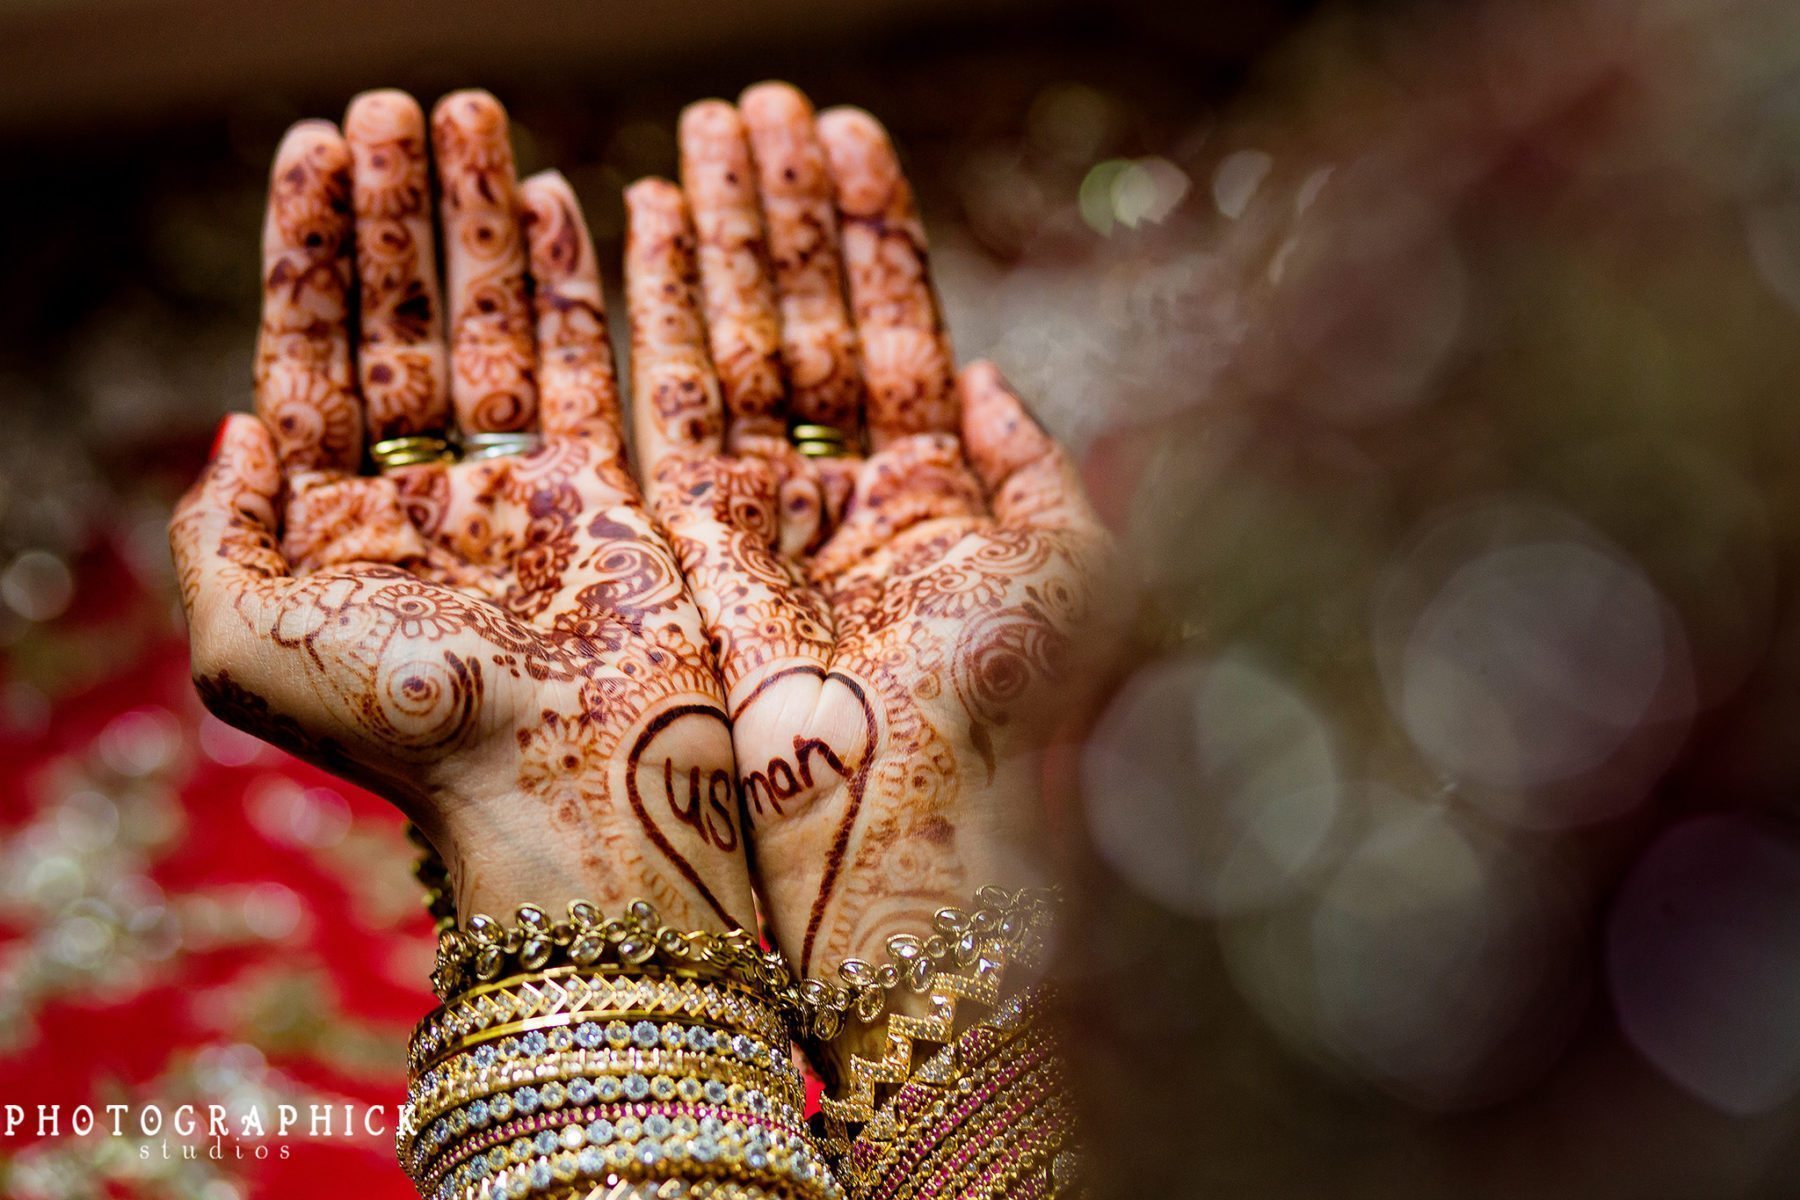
[172,92,757,933]
[433,90,538,434]
[255,122,360,475]
[521,172,625,441]
[816,106,957,446]
[626,86,1122,1038]
[347,90,450,441]
[738,83,863,435]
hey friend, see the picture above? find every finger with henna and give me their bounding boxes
[255,121,360,475]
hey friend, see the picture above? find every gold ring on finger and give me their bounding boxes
[370,435,458,471]
[789,422,852,459]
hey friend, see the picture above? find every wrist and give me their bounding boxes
[807,891,1079,1199]
[768,770,1053,983]
[413,800,608,921]
[802,884,1060,1085]
[416,788,757,934]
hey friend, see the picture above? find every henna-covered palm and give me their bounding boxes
[624,84,1116,1049]
[170,90,754,929]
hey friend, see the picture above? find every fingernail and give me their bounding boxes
[208,416,233,462]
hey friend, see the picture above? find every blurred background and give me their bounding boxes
[2,0,1799,1196]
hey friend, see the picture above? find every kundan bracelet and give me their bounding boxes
[428,899,795,1008]
[431,888,1057,1043]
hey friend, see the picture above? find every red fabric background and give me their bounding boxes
[1,540,441,1199]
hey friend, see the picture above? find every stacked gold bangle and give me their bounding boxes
[408,968,791,1076]
[556,1185,792,1200]
[401,1023,828,1200]
[404,902,841,1200]
[835,989,1082,1200]
[402,889,1077,1200]
[428,899,797,1009]
[809,889,1083,1200]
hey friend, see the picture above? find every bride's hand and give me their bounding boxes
[622,83,1118,1061]
[170,89,754,929]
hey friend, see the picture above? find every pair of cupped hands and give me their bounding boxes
[169,83,1114,1060]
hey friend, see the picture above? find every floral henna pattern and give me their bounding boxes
[946,588,1079,778]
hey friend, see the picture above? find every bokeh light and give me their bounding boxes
[1609,816,1800,1116]
[1085,650,1342,917]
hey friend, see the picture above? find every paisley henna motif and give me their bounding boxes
[392,464,452,537]
[570,537,688,627]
